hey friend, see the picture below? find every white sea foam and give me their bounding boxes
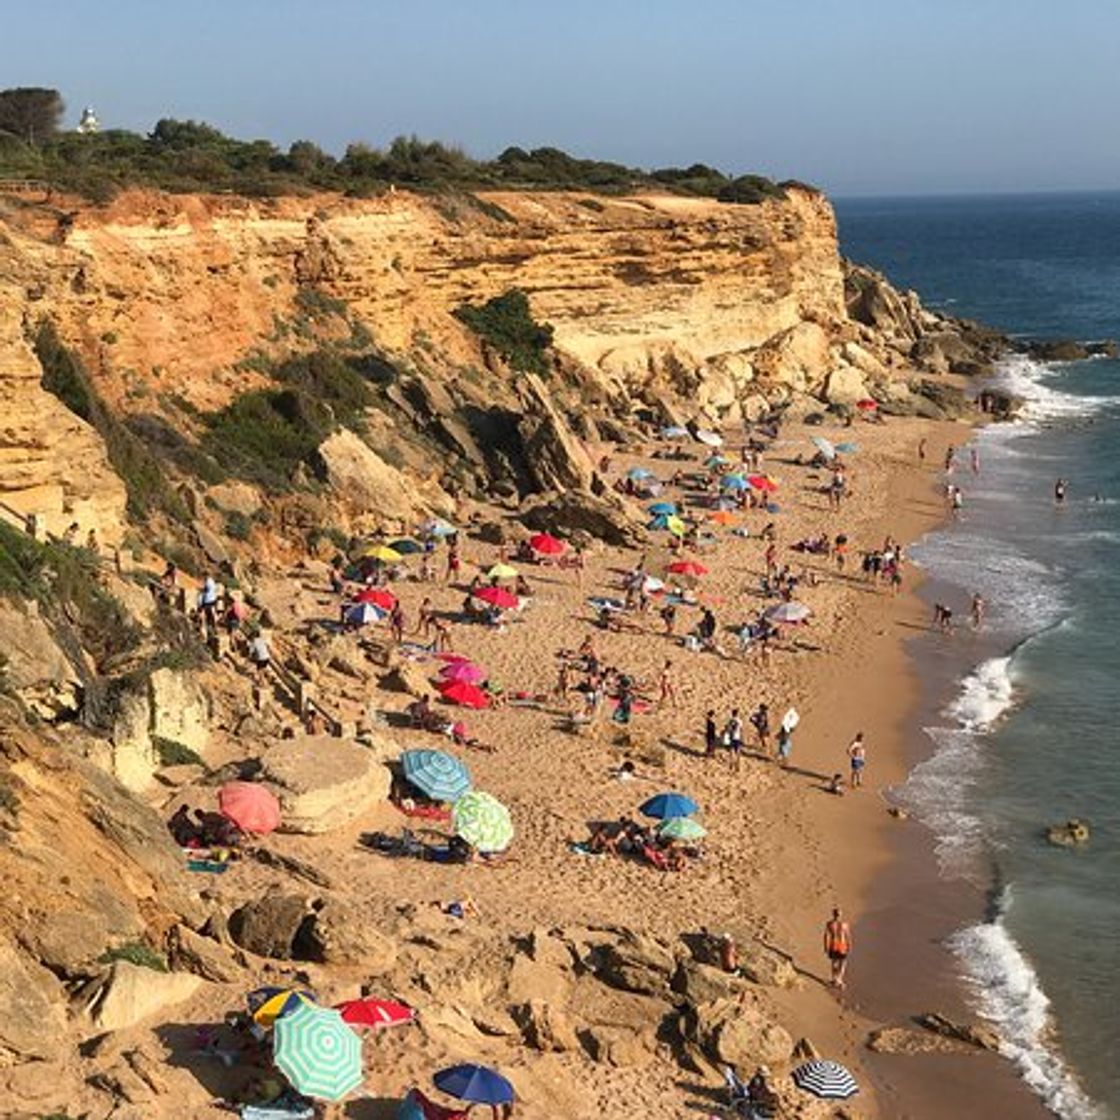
[996,354,1120,422]
[951,905,1106,1119]
[903,657,1017,877]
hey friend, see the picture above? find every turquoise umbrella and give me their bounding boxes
[648,501,678,515]
[721,474,750,492]
[452,790,514,853]
[273,1003,362,1101]
[401,749,471,802]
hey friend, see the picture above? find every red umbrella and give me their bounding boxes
[473,586,519,610]
[434,652,469,663]
[218,781,281,835]
[856,398,878,411]
[528,532,566,556]
[667,560,708,576]
[440,661,485,684]
[439,681,490,709]
[356,587,396,610]
[747,475,779,493]
[335,997,416,1030]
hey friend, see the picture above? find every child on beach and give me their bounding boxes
[847,732,866,788]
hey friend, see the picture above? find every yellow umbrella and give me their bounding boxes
[666,515,686,536]
[362,545,402,563]
[487,563,519,580]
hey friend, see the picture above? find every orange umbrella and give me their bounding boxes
[709,510,737,526]
[218,782,281,834]
[439,681,490,709]
[667,560,709,577]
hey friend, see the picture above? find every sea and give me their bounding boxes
[836,191,1120,1120]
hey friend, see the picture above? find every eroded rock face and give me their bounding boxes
[89,961,202,1032]
[261,734,392,834]
[0,936,68,1062]
[0,600,80,718]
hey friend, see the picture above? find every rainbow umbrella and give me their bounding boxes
[247,986,318,1029]
[274,1003,362,1101]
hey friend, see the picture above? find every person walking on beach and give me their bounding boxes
[725,708,744,769]
[823,907,852,989]
[971,592,986,629]
[847,732,866,788]
[776,724,793,767]
[945,445,956,472]
[658,660,678,708]
[704,709,718,758]
[389,601,405,644]
[970,447,980,475]
[750,702,771,755]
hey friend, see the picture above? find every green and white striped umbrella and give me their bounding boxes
[452,790,514,853]
[273,1003,363,1101]
[656,816,707,841]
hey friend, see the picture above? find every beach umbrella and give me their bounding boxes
[764,601,812,624]
[344,602,385,627]
[273,1003,363,1102]
[721,474,750,492]
[247,987,318,1029]
[709,510,738,526]
[695,429,723,447]
[355,587,396,610]
[705,454,730,468]
[528,532,566,556]
[439,681,490,709]
[640,792,699,820]
[473,586,519,609]
[439,660,486,685]
[421,518,456,538]
[627,467,655,481]
[856,398,878,412]
[656,816,707,841]
[401,749,472,802]
[661,425,689,439]
[452,791,514,852]
[747,474,779,493]
[335,997,416,1031]
[641,576,665,593]
[791,1060,859,1100]
[435,651,470,662]
[667,560,708,577]
[433,1064,515,1107]
[487,562,519,580]
[389,538,424,555]
[648,501,678,516]
[811,436,837,459]
[362,544,402,563]
[647,513,688,535]
[640,480,664,497]
[835,441,859,454]
[218,782,281,835]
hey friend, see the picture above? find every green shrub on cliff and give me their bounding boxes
[34,322,191,524]
[453,289,554,377]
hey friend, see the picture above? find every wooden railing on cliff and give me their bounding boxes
[0,178,51,199]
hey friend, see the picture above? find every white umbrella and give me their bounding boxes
[764,602,811,624]
[695,429,723,448]
[811,436,837,459]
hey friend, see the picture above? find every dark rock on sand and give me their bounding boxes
[228,893,310,959]
[1046,818,1090,847]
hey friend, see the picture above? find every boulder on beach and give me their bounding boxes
[1045,818,1090,847]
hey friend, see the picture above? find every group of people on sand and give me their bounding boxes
[581,815,700,872]
[704,703,792,768]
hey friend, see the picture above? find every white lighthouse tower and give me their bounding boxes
[77,106,100,134]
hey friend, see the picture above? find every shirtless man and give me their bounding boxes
[823,907,853,989]
[658,660,678,708]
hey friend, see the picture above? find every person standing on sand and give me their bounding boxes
[725,708,744,769]
[658,660,678,708]
[847,732,866,788]
[750,702,771,755]
[945,445,956,472]
[971,592,986,629]
[823,907,852,989]
[390,601,405,644]
[776,724,793,767]
[705,709,718,758]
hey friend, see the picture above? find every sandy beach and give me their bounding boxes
[103,408,1052,1120]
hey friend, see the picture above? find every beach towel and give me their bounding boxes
[241,1102,314,1120]
[187,859,230,874]
[394,801,451,822]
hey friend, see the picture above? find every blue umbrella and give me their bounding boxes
[661,425,689,439]
[640,792,700,819]
[721,474,750,492]
[434,1064,514,1106]
[401,749,471,802]
[648,501,678,515]
[627,467,655,481]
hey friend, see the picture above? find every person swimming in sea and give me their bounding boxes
[1055,477,1068,504]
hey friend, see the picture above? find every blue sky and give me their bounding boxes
[4,0,1119,195]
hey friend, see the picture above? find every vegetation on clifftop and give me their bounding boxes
[0,88,802,205]
[454,289,555,376]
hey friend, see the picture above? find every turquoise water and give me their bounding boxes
[837,192,1120,1119]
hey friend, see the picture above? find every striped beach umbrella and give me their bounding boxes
[344,602,385,627]
[656,816,707,841]
[791,1059,859,1100]
[452,790,514,853]
[401,749,472,803]
[274,1003,363,1101]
